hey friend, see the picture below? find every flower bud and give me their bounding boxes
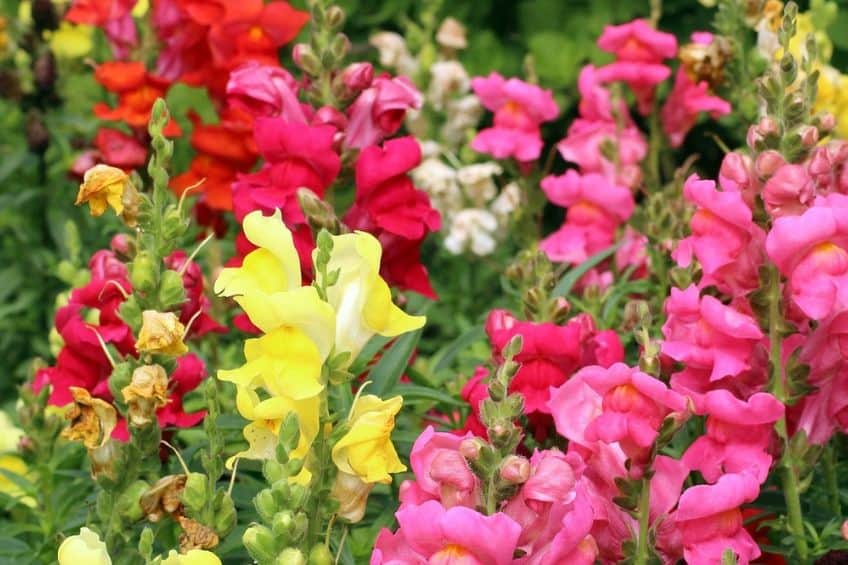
[746,125,763,151]
[116,479,149,522]
[499,455,531,485]
[214,492,237,536]
[842,520,848,540]
[58,527,111,565]
[293,44,321,76]
[158,268,187,311]
[341,62,373,94]
[130,252,159,294]
[277,548,306,565]
[243,525,277,564]
[436,17,467,50]
[819,112,836,132]
[754,149,785,179]
[110,234,134,259]
[181,472,208,515]
[308,544,333,565]
[325,5,345,30]
[757,116,778,137]
[459,438,482,461]
[26,112,49,155]
[255,489,278,523]
[799,125,818,147]
[33,51,57,94]
[329,33,351,62]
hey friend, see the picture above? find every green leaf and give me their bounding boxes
[552,241,623,298]
[432,325,486,373]
[368,328,422,398]
[393,384,464,407]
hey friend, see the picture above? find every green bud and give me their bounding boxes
[138,527,155,562]
[292,511,309,541]
[108,362,134,409]
[329,33,351,62]
[213,491,237,536]
[243,525,278,564]
[181,472,208,514]
[271,510,295,539]
[288,484,309,509]
[295,45,322,76]
[130,252,159,294]
[325,6,345,30]
[158,268,187,311]
[276,548,306,565]
[119,295,143,329]
[308,544,333,565]
[255,489,278,522]
[503,335,523,360]
[162,206,188,244]
[271,478,292,501]
[278,412,301,457]
[116,480,149,522]
[286,457,304,476]
[263,460,287,484]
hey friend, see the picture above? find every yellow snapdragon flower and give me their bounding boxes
[320,232,425,363]
[160,548,221,565]
[58,527,112,565]
[332,395,406,484]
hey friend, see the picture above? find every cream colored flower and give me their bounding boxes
[122,364,169,426]
[58,527,112,565]
[136,311,188,356]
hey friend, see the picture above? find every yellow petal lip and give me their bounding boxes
[242,209,302,290]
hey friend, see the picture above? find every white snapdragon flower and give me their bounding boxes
[444,209,498,256]
[457,162,502,205]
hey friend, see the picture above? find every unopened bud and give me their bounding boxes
[757,116,779,137]
[341,62,373,94]
[325,6,345,30]
[329,33,351,62]
[277,548,307,565]
[819,113,836,132]
[459,438,482,461]
[255,489,278,522]
[243,525,277,564]
[308,544,333,565]
[841,520,848,540]
[754,149,786,179]
[799,125,818,147]
[25,112,49,155]
[499,455,531,484]
[312,105,348,130]
[293,44,321,76]
[181,472,208,514]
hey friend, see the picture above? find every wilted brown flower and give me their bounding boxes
[122,364,169,426]
[61,387,117,449]
[75,164,140,227]
[136,311,188,356]
[679,36,733,89]
[140,474,187,523]
[331,471,374,523]
[178,515,220,551]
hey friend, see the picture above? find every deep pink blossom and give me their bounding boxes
[371,501,522,565]
[673,175,765,294]
[345,76,422,149]
[597,19,677,63]
[762,163,815,218]
[596,62,670,115]
[661,68,731,148]
[470,73,558,162]
[676,473,762,565]
[682,390,783,483]
[766,193,848,319]
[226,62,306,121]
[400,426,479,509]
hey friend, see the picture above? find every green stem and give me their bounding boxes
[766,266,810,564]
[823,443,842,517]
[633,477,652,565]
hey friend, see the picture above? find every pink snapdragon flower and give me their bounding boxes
[676,473,762,565]
[226,62,306,121]
[661,67,731,148]
[345,75,422,149]
[673,175,765,294]
[595,20,677,115]
[682,390,783,483]
[597,19,678,63]
[371,501,522,565]
[399,426,479,509]
[470,72,558,162]
[761,163,815,218]
[718,152,757,205]
[662,286,765,393]
[766,193,848,319]
[791,366,848,444]
[582,363,687,464]
[540,171,635,265]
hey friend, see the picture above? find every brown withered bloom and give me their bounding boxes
[178,515,220,551]
[122,364,170,426]
[331,471,374,523]
[679,35,733,90]
[61,387,117,449]
[140,474,187,523]
[135,311,188,356]
[75,164,140,227]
